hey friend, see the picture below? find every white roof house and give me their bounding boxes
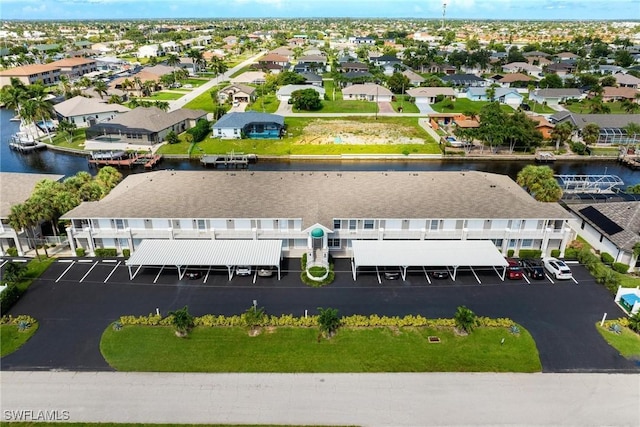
[54,96,131,127]
[407,87,456,104]
[342,84,393,102]
[276,85,325,103]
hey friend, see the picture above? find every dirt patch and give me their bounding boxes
[298,119,425,145]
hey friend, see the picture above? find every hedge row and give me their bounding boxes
[117,313,516,329]
[0,285,23,316]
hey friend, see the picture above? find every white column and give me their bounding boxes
[66,226,76,254]
[83,227,95,256]
[378,227,384,240]
[168,227,174,240]
[502,228,510,254]
[559,226,572,258]
[126,228,134,253]
[541,227,552,256]
[462,228,468,241]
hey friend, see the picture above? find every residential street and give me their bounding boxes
[2,371,638,426]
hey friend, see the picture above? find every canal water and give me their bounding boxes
[1,108,638,185]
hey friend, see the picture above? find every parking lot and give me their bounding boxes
[1,256,636,373]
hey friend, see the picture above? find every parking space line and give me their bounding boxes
[252,270,257,284]
[104,261,121,283]
[103,259,118,263]
[154,266,165,284]
[0,260,7,269]
[203,267,211,284]
[58,259,74,263]
[546,274,555,284]
[78,259,93,263]
[571,277,579,285]
[523,275,531,285]
[79,261,99,283]
[470,267,481,284]
[422,267,432,285]
[375,267,382,285]
[56,261,76,283]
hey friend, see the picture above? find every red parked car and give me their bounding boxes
[505,258,523,280]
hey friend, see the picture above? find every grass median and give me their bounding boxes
[101,325,540,373]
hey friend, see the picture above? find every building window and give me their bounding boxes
[328,238,341,248]
[430,220,439,231]
[333,219,341,229]
[522,239,533,248]
[491,239,503,247]
[508,239,516,248]
[197,219,206,231]
[364,220,374,230]
[114,219,125,230]
[349,220,357,230]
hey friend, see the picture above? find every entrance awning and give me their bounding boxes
[351,240,508,280]
[126,239,283,280]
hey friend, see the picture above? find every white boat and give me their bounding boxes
[90,150,128,160]
[8,132,47,153]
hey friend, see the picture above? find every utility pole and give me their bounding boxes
[442,1,447,31]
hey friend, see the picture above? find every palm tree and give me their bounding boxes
[0,78,29,125]
[141,80,155,97]
[57,75,73,99]
[57,120,77,143]
[582,123,600,146]
[550,122,573,151]
[317,307,340,338]
[155,101,170,112]
[23,95,55,141]
[187,49,205,74]
[96,166,123,191]
[165,54,180,85]
[454,306,477,334]
[168,306,194,337]
[93,79,108,99]
[133,76,143,97]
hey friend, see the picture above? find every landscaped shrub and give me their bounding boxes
[518,249,542,259]
[550,249,561,258]
[612,262,629,274]
[0,284,23,316]
[563,247,578,260]
[0,314,37,326]
[300,268,335,287]
[308,266,327,278]
[301,253,307,270]
[122,249,131,258]
[507,249,515,257]
[75,248,86,257]
[6,247,18,257]
[187,119,211,143]
[94,248,117,257]
[600,252,614,264]
[570,141,587,155]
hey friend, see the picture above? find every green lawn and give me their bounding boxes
[522,100,556,114]
[431,98,514,114]
[391,95,420,113]
[13,257,55,292]
[48,128,87,150]
[589,147,621,156]
[229,65,253,78]
[179,78,209,87]
[565,101,630,114]
[247,94,280,113]
[101,325,540,373]
[137,92,184,101]
[595,323,640,359]
[184,90,218,112]
[0,323,39,357]
[158,116,440,156]
[297,100,377,114]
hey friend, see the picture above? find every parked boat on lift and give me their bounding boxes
[89,150,128,160]
[8,132,47,153]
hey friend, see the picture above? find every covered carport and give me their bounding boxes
[351,240,509,282]
[125,239,283,281]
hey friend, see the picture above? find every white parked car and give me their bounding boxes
[543,257,573,280]
[236,266,252,276]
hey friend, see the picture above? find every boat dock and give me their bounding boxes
[535,152,556,163]
[89,153,163,169]
[201,153,256,168]
[618,155,640,170]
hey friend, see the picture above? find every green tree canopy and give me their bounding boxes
[291,89,322,111]
[516,165,563,202]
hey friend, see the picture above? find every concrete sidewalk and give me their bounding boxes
[2,372,638,426]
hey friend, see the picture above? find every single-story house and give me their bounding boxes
[528,115,555,139]
[276,85,325,104]
[297,71,323,87]
[502,62,543,77]
[339,62,369,73]
[615,73,640,89]
[217,84,257,104]
[231,71,266,85]
[137,44,163,58]
[212,112,284,139]
[601,87,640,103]
[440,73,487,87]
[545,62,576,76]
[567,201,640,270]
[257,53,289,67]
[402,69,425,87]
[342,84,393,102]
[407,87,456,104]
[466,87,523,107]
[490,73,535,87]
[85,107,207,145]
[54,96,131,127]
[550,112,640,144]
[269,47,294,61]
[530,88,584,106]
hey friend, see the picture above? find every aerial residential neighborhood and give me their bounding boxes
[1,5,640,426]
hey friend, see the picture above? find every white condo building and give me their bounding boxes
[61,171,574,267]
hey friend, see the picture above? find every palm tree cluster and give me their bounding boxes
[8,167,122,257]
[516,165,563,202]
[0,78,55,141]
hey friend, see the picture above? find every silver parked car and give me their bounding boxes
[542,257,572,280]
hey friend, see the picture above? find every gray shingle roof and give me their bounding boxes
[92,107,207,133]
[213,112,284,129]
[61,171,571,227]
[0,173,64,219]
[551,113,640,130]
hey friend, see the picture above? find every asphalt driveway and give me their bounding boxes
[2,257,637,372]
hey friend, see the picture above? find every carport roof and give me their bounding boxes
[125,239,282,267]
[352,240,508,267]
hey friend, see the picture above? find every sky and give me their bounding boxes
[0,0,639,21]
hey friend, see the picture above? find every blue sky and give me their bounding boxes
[1,0,639,20]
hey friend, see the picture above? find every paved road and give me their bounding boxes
[1,258,637,373]
[2,371,638,426]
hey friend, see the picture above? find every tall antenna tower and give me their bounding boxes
[442,1,447,30]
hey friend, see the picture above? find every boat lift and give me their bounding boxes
[555,174,624,194]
